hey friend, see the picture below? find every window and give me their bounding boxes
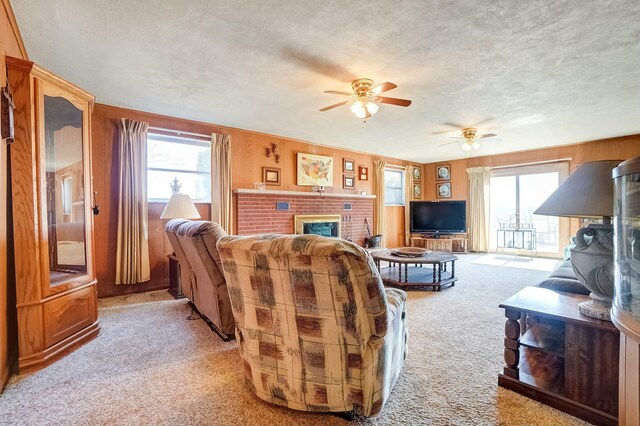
[489,162,569,256]
[147,133,211,201]
[384,168,405,205]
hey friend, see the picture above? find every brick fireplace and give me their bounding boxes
[235,189,375,246]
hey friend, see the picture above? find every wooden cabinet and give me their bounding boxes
[7,56,99,373]
[499,287,619,426]
[410,234,467,253]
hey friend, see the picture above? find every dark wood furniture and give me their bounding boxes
[167,254,185,299]
[499,286,619,426]
[410,234,468,253]
[371,250,458,290]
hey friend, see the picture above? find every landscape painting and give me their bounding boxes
[297,153,334,186]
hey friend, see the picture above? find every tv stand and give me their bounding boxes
[411,233,467,253]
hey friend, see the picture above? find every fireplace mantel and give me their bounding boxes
[234,189,376,199]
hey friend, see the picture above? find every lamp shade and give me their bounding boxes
[160,193,201,219]
[534,160,621,219]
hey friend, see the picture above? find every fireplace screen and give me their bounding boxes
[294,214,341,238]
[303,222,338,237]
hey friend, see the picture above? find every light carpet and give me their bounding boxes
[0,254,590,425]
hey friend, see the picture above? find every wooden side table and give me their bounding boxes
[498,286,619,426]
[167,254,185,299]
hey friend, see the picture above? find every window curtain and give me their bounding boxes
[466,166,491,252]
[115,118,151,284]
[373,160,386,247]
[211,133,232,233]
[404,165,414,246]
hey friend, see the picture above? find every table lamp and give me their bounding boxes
[534,160,621,321]
[160,177,201,220]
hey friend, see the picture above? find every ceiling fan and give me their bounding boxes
[437,123,501,151]
[319,78,412,120]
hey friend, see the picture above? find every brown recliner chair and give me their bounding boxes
[164,219,194,299]
[176,220,235,340]
[217,234,408,417]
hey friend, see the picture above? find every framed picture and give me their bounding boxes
[297,153,333,186]
[412,166,421,182]
[436,164,451,181]
[343,158,355,173]
[343,174,355,189]
[262,167,281,186]
[436,182,452,198]
[413,183,422,199]
[359,166,368,181]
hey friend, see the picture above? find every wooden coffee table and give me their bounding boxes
[370,250,458,290]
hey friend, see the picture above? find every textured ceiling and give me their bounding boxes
[12,0,640,162]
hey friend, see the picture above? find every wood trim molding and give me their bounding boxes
[234,188,376,198]
[4,55,32,72]
[18,321,100,374]
[31,64,95,105]
[2,0,28,60]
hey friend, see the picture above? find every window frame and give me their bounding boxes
[384,168,406,206]
[146,132,212,203]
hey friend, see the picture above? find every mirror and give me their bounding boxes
[44,95,87,285]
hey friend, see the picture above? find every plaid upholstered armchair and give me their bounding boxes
[217,234,408,417]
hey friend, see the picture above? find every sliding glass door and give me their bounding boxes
[489,162,570,257]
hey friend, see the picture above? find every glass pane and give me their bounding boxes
[148,170,211,202]
[520,172,560,253]
[44,95,87,286]
[490,176,516,250]
[384,170,402,188]
[147,137,211,173]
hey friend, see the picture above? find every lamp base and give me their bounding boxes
[570,223,614,322]
[578,293,612,321]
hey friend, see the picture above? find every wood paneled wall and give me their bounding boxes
[1,0,27,393]
[422,135,640,202]
[91,104,415,297]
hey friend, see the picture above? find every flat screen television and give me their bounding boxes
[410,200,466,234]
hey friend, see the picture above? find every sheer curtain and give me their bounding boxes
[404,165,414,246]
[211,133,232,233]
[115,118,151,284]
[466,166,491,252]
[373,160,386,247]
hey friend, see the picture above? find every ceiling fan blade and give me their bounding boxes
[377,96,412,107]
[324,90,353,96]
[438,140,462,147]
[448,136,464,139]
[480,133,498,139]
[319,101,350,112]
[432,130,458,135]
[443,122,467,129]
[370,82,397,95]
[472,118,493,127]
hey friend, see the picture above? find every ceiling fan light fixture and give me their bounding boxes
[365,101,379,115]
[471,141,480,150]
[461,142,473,152]
[350,100,364,115]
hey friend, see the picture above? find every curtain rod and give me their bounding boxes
[386,164,407,170]
[148,126,211,139]
[490,157,573,170]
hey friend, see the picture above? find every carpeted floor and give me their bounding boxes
[0,254,590,425]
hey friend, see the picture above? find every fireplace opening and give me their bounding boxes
[294,214,341,238]
[303,222,338,237]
